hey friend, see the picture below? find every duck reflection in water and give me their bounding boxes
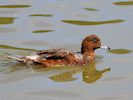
[49,61,111,84]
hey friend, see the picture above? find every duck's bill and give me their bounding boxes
[100,45,110,50]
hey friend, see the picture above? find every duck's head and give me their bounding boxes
[81,35,110,54]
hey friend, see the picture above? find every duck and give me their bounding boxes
[7,35,110,67]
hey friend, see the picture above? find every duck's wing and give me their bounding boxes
[7,48,69,62]
[7,49,76,65]
[37,48,65,55]
[36,48,72,59]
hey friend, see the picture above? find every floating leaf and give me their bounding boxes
[29,14,53,17]
[0,44,36,51]
[113,1,133,5]
[0,17,16,24]
[62,19,125,26]
[84,8,98,11]
[108,49,132,54]
[0,5,31,8]
[32,30,54,33]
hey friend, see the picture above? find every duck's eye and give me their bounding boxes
[91,39,98,43]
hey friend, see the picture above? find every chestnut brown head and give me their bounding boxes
[81,35,110,54]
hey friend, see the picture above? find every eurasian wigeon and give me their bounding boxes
[7,35,110,67]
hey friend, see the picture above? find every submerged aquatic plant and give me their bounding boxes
[113,1,133,5]
[0,5,31,8]
[29,14,53,17]
[84,8,99,11]
[32,30,54,33]
[108,49,132,54]
[0,17,16,24]
[62,19,125,26]
[0,44,36,51]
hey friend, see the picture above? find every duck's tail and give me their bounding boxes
[6,54,38,65]
[6,55,22,61]
[5,52,25,62]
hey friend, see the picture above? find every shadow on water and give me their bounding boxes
[62,19,125,26]
[0,17,16,24]
[50,61,111,84]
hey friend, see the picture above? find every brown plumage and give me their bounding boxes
[7,35,110,67]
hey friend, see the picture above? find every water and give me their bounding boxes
[0,0,133,100]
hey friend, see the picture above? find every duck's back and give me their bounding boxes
[12,48,81,67]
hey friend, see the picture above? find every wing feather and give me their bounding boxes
[36,48,72,60]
